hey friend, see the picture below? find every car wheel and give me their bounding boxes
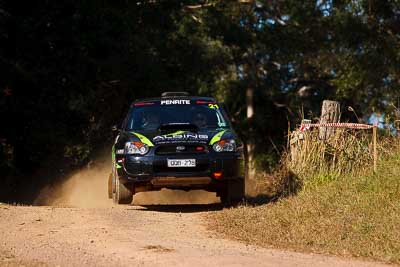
[112,168,133,205]
[108,172,113,199]
[219,177,245,206]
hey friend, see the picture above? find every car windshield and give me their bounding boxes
[125,103,230,131]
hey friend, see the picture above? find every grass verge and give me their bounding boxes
[208,153,400,264]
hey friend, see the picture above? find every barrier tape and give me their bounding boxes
[299,122,376,131]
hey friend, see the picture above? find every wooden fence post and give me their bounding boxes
[373,125,377,172]
[319,100,340,140]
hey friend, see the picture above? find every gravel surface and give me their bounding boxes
[0,203,391,267]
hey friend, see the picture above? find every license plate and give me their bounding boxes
[167,159,196,167]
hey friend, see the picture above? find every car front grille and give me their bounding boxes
[155,144,208,155]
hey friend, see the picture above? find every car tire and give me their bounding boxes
[219,177,245,206]
[108,172,113,199]
[112,167,133,204]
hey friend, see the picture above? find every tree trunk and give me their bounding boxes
[246,86,256,179]
[319,100,340,140]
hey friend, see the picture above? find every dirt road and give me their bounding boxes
[0,200,389,267]
[0,160,390,266]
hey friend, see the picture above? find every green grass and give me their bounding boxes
[208,153,400,263]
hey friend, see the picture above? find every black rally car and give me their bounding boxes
[108,92,244,205]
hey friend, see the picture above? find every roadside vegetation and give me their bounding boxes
[209,132,400,264]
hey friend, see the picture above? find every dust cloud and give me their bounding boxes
[244,176,274,198]
[34,157,113,208]
[34,155,220,207]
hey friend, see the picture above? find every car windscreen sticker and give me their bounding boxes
[160,99,190,105]
[215,112,226,127]
[133,102,155,107]
[196,100,214,104]
[208,103,219,109]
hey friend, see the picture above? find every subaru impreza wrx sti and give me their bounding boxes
[108,92,244,205]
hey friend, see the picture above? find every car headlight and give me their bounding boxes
[125,141,149,155]
[212,139,236,152]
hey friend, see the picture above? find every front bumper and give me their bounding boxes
[117,151,241,183]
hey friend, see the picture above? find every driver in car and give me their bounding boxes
[193,112,208,128]
[142,112,160,130]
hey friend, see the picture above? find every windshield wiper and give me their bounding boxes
[158,123,199,133]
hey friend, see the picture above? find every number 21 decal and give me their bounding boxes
[208,104,219,109]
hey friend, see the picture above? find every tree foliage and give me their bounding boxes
[0,0,399,200]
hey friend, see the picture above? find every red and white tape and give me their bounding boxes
[299,122,376,131]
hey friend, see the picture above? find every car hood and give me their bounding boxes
[125,129,235,146]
